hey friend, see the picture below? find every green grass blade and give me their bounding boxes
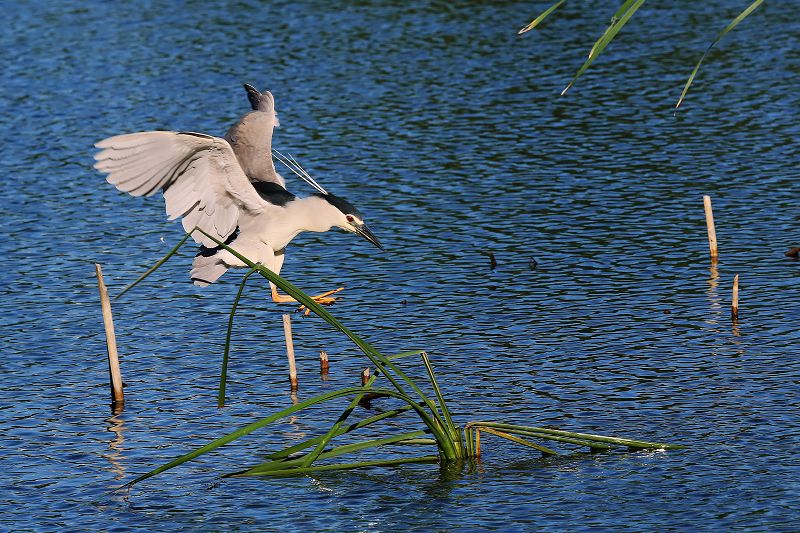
[675,0,765,109]
[265,350,431,464]
[561,0,646,95]
[300,372,381,468]
[114,232,193,300]
[244,430,430,475]
[392,439,437,446]
[195,229,441,418]
[234,456,440,477]
[124,387,452,489]
[471,424,610,450]
[584,0,639,62]
[390,350,428,359]
[518,0,567,35]
[123,386,380,488]
[218,267,258,408]
[478,427,560,456]
[419,352,459,451]
[296,350,428,469]
[610,0,643,21]
[265,403,422,461]
[264,350,426,463]
[464,426,474,458]
[470,422,683,449]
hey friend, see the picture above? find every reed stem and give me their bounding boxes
[95,264,124,407]
[703,195,719,261]
[282,314,298,391]
[319,350,329,376]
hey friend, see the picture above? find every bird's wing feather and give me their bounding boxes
[225,90,285,186]
[94,131,271,247]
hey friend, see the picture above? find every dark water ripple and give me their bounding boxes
[1,0,799,531]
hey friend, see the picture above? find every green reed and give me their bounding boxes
[519,0,765,108]
[116,230,681,488]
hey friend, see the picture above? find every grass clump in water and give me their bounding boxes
[118,230,682,488]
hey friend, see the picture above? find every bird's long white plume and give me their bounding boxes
[272,150,328,195]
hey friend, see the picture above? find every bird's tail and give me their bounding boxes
[190,229,242,286]
[191,249,229,286]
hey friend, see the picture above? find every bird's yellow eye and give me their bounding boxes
[346,215,354,223]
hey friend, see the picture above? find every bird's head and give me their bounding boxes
[243,84,275,114]
[271,150,382,250]
[317,193,383,250]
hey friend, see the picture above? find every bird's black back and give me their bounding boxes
[252,181,296,206]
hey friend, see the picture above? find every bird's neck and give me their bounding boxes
[287,196,340,234]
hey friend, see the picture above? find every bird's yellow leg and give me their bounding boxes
[270,284,296,303]
[271,285,345,315]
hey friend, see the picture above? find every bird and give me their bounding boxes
[94,84,382,311]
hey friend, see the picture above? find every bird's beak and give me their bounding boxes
[355,223,383,250]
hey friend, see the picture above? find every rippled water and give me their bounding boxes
[2,1,799,530]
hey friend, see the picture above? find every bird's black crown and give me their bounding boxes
[315,193,362,218]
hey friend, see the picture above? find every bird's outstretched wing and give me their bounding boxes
[225,85,285,186]
[94,131,270,247]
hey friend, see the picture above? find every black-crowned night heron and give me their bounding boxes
[94,84,382,310]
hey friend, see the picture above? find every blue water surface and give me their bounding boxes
[1,1,798,531]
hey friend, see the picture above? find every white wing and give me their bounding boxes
[94,131,270,247]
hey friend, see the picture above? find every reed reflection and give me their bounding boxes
[705,262,722,327]
[104,411,126,481]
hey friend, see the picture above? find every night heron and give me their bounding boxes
[94,84,382,309]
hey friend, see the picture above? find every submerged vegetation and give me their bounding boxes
[117,230,681,488]
[519,0,765,108]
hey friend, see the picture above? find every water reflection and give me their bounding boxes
[705,262,722,328]
[104,412,126,482]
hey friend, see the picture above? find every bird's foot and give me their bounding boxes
[298,287,345,316]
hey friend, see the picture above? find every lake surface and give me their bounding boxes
[2,1,799,530]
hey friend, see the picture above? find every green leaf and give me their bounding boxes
[242,430,430,475]
[195,229,452,441]
[218,267,258,407]
[122,387,374,488]
[518,0,567,35]
[123,387,449,488]
[676,0,765,109]
[477,427,560,456]
[470,422,684,449]
[265,403,422,461]
[420,352,461,456]
[234,456,440,477]
[471,424,609,451]
[561,0,647,95]
[114,231,192,300]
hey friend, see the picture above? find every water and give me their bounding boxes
[2,1,799,530]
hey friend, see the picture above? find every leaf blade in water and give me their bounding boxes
[676,0,765,109]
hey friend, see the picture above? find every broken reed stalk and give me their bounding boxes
[703,195,719,261]
[319,350,329,376]
[282,314,298,391]
[732,274,739,321]
[95,264,124,407]
[361,367,371,386]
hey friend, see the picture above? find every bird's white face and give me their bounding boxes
[316,192,382,250]
[342,213,364,232]
[339,212,382,250]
